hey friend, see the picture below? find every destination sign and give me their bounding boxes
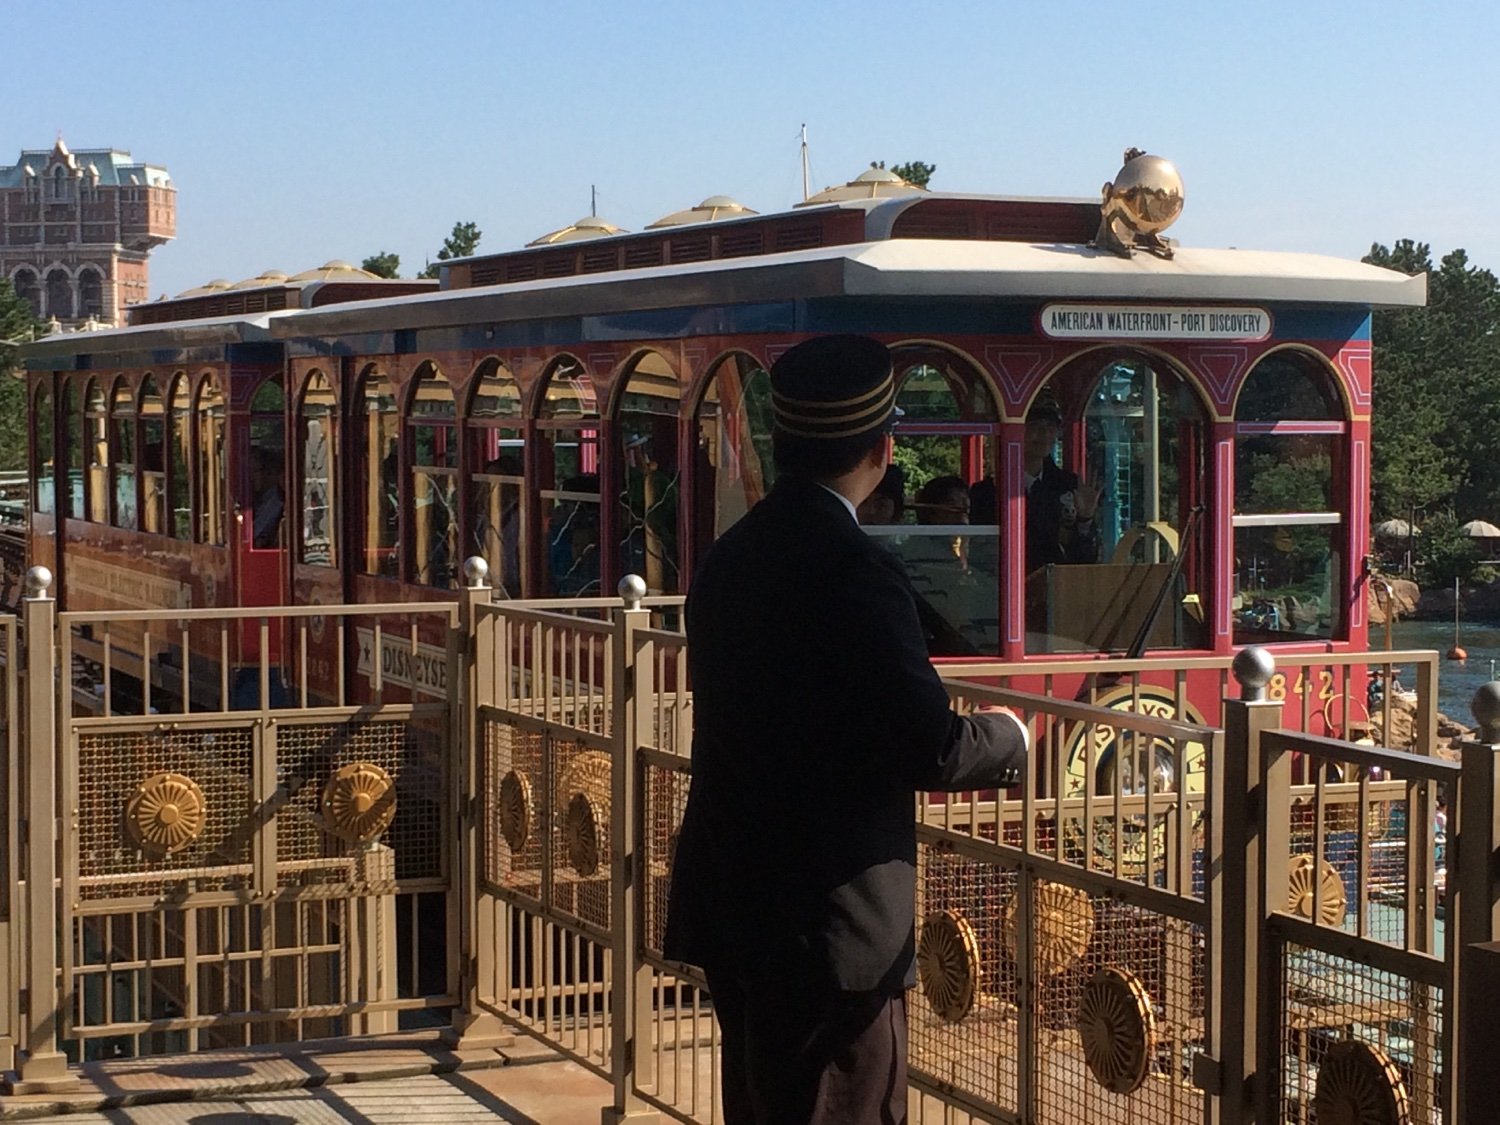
[1040,304,1272,341]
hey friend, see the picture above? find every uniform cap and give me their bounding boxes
[769,335,896,441]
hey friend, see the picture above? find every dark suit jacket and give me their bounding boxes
[1026,458,1099,572]
[662,476,1027,994]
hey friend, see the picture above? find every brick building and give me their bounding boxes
[2,137,174,328]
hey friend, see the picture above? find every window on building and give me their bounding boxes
[33,384,54,515]
[12,270,41,318]
[138,376,165,534]
[46,269,72,321]
[466,359,525,596]
[78,268,103,320]
[196,376,227,546]
[168,375,192,539]
[408,363,458,588]
[615,352,681,595]
[1234,353,1344,644]
[110,377,137,529]
[692,352,774,561]
[356,368,399,577]
[85,379,108,522]
[298,371,337,567]
[538,358,601,596]
[63,379,83,519]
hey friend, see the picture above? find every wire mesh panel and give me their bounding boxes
[480,715,546,904]
[1029,881,1205,1125]
[274,716,447,886]
[909,840,1022,1117]
[550,734,613,934]
[74,724,255,900]
[1278,941,1442,1124]
[641,752,690,960]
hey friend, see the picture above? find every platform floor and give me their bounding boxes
[0,1032,613,1123]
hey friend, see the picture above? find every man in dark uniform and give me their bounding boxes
[663,335,1029,1124]
[1023,395,1101,572]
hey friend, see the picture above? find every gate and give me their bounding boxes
[7,575,460,1091]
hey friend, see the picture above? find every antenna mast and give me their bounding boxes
[800,124,810,202]
[591,184,597,218]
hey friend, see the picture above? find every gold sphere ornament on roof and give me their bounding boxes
[1002,880,1095,976]
[321,761,397,843]
[498,769,533,854]
[1078,966,1156,1095]
[1094,147,1184,260]
[1287,854,1347,926]
[916,910,981,1022]
[1313,1040,1411,1125]
[127,772,207,855]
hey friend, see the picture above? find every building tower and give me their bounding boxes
[1,136,175,328]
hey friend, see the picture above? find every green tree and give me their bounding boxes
[418,221,483,279]
[889,160,936,189]
[1365,240,1500,522]
[0,280,43,472]
[361,251,401,279]
[1415,511,1483,588]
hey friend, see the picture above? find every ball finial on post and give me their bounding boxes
[23,566,53,601]
[1232,646,1275,701]
[618,574,647,611]
[1472,681,1500,743]
[461,556,490,589]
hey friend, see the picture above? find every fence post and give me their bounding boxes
[444,557,511,1048]
[4,568,75,1093]
[1454,682,1500,1125]
[604,575,659,1124]
[1204,646,1278,1125]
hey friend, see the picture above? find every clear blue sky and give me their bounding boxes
[9,0,1496,298]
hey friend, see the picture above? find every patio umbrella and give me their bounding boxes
[1373,518,1414,538]
[1460,520,1500,538]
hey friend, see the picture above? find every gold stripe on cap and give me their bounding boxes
[773,373,895,413]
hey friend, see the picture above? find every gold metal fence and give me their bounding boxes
[6,578,461,1091]
[4,556,1499,1124]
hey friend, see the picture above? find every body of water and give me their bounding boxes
[1389,619,1500,723]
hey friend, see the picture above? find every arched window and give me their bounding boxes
[196,376,227,545]
[614,353,681,595]
[63,379,84,519]
[298,371,337,567]
[537,358,601,596]
[110,377,136,529]
[408,364,458,588]
[885,347,1002,656]
[249,376,286,549]
[46,269,72,321]
[692,353,773,559]
[168,375,192,539]
[33,384,54,515]
[85,379,108,522]
[1233,352,1344,643]
[356,368,399,577]
[1024,350,1208,655]
[78,268,103,320]
[139,375,165,534]
[467,359,525,595]
[12,270,40,318]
